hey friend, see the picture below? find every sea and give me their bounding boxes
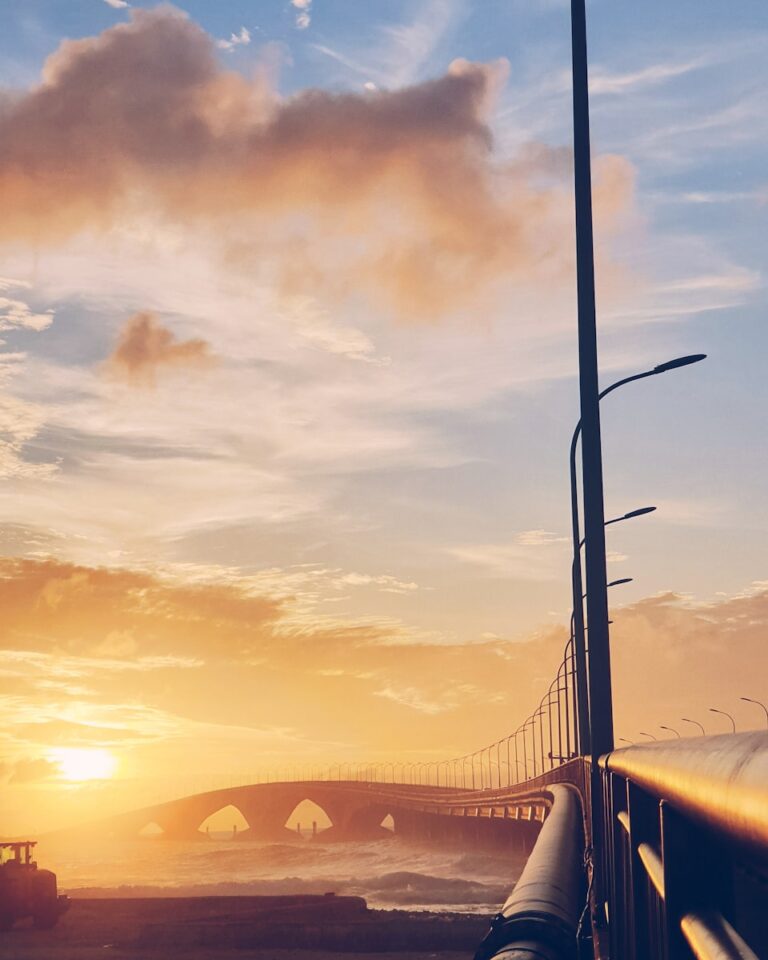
[37,833,523,914]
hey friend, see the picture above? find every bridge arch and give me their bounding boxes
[284,798,333,838]
[343,802,398,840]
[198,804,250,838]
[138,821,165,838]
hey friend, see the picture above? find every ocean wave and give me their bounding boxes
[41,836,518,913]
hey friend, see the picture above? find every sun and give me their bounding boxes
[49,747,118,782]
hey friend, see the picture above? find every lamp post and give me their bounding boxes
[740,697,768,729]
[660,725,681,738]
[569,357,705,758]
[681,717,706,736]
[512,728,521,785]
[709,707,736,733]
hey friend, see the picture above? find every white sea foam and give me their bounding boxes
[38,836,522,913]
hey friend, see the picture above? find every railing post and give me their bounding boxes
[660,800,735,960]
[625,782,659,960]
[660,801,694,960]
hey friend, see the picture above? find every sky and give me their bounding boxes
[0,0,767,833]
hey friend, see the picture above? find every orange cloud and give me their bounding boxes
[104,312,215,385]
[0,557,283,660]
[1,554,766,834]
[0,7,634,320]
[609,590,768,738]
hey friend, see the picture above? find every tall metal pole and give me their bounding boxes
[570,464,590,756]
[570,0,613,925]
[570,0,614,761]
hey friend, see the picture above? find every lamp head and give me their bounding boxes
[608,577,633,588]
[653,354,707,374]
[623,506,656,519]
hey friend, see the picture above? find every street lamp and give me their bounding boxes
[569,357,706,755]
[569,0,708,908]
[639,731,657,741]
[580,508,656,547]
[582,578,633,600]
[605,506,656,527]
[709,707,736,733]
[618,737,633,745]
[740,697,768,729]
[660,725,681,738]
[681,718,706,736]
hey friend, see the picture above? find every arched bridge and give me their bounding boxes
[80,736,768,960]
[88,766,584,855]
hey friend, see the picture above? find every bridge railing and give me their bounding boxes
[137,634,580,810]
[283,636,580,793]
[599,733,768,960]
[209,634,579,795]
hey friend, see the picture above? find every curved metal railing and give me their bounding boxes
[241,635,579,792]
[599,733,768,960]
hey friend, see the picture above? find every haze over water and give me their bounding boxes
[40,836,521,914]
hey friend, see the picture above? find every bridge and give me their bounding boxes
[84,724,768,959]
[91,777,556,849]
[66,4,768,958]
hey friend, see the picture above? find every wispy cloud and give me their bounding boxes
[0,648,204,679]
[674,189,768,205]
[656,268,761,295]
[515,529,569,547]
[313,0,466,88]
[374,685,448,714]
[448,530,570,580]
[605,264,761,330]
[216,25,251,51]
[624,92,768,168]
[375,0,465,86]
[0,279,54,332]
[589,59,705,96]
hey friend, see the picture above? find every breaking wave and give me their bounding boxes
[39,836,522,913]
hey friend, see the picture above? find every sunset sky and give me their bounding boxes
[1,0,767,833]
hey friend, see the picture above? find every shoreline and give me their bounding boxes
[0,893,490,959]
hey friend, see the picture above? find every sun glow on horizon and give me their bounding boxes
[49,747,118,782]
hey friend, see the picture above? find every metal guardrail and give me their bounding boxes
[599,733,768,959]
[474,784,585,960]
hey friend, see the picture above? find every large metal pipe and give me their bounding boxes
[603,732,768,849]
[475,785,584,960]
